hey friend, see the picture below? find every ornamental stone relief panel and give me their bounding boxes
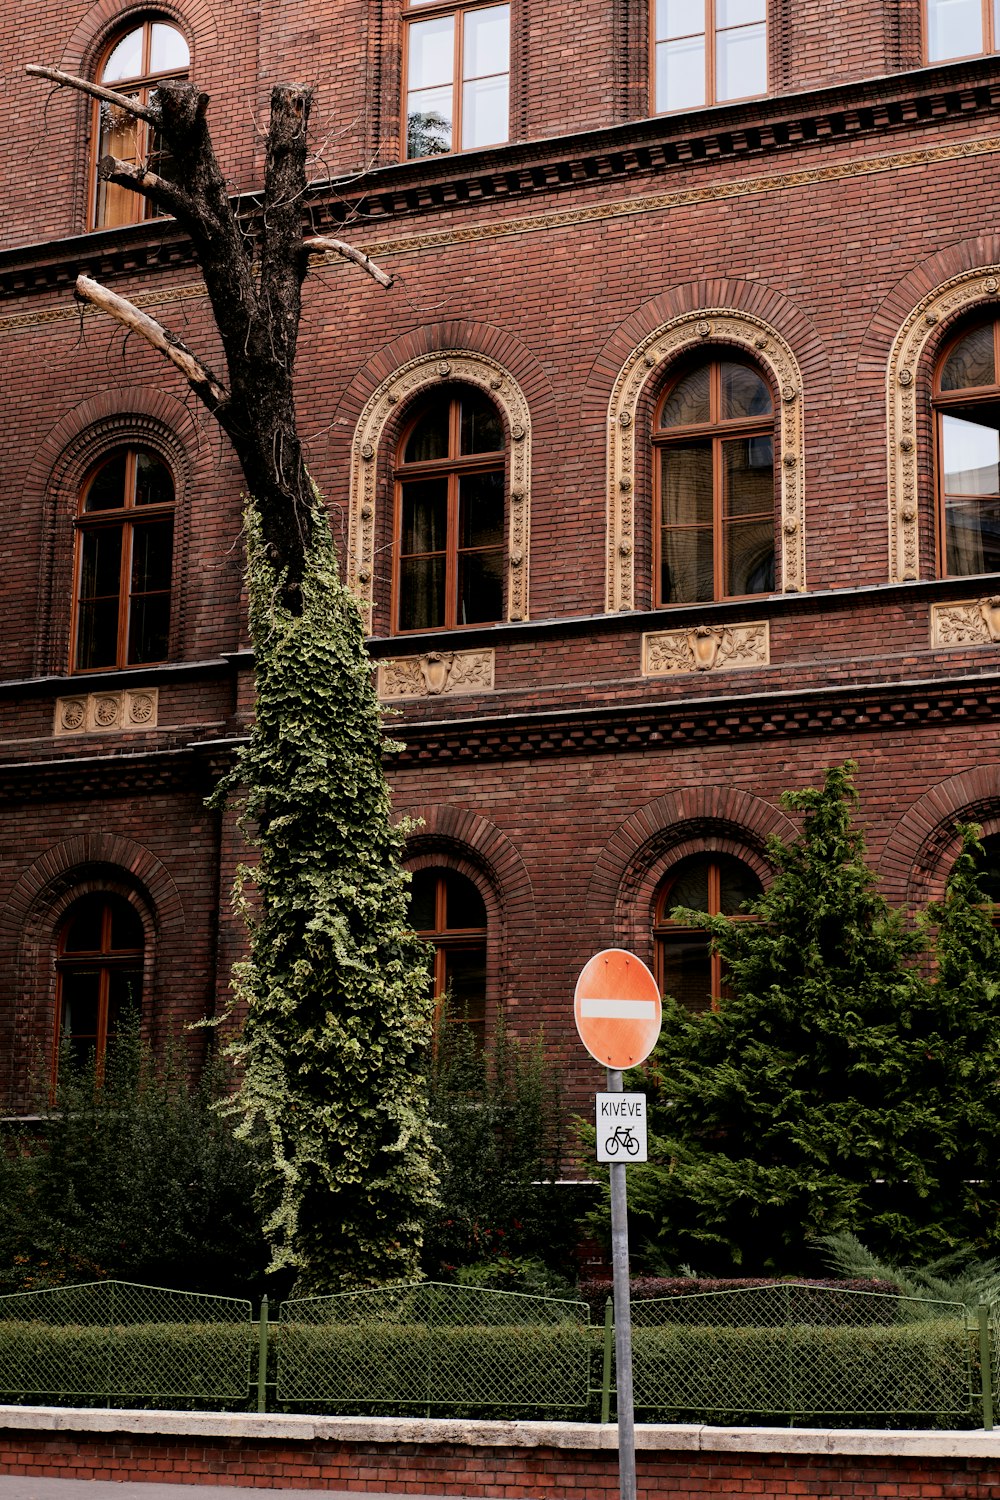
[931,596,1000,648]
[886,266,1000,583]
[605,309,806,613]
[642,622,769,676]
[376,649,495,700]
[348,352,531,632]
[54,688,158,735]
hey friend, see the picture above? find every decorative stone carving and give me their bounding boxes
[887,264,1000,583]
[376,649,496,700]
[606,310,806,612]
[348,352,532,630]
[642,622,770,676]
[54,688,159,735]
[931,597,1000,648]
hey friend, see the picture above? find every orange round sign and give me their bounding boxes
[574,948,662,1069]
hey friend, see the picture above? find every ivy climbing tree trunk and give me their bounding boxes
[27,67,437,1289]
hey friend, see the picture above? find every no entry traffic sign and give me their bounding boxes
[574,948,661,1070]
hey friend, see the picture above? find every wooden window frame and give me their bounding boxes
[653,854,760,1010]
[652,354,775,607]
[401,0,510,160]
[413,869,488,1040]
[53,896,144,1087]
[89,19,189,230]
[932,317,1000,579]
[392,390,505,633]
[71,445,175,674]
[650,0,768,116]
[924,0,999,63]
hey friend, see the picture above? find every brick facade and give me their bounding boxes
[2,0,1000,1118]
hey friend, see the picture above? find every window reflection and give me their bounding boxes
[935,322,1000,578]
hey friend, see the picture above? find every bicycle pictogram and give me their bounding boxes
[604,1123,640,1157]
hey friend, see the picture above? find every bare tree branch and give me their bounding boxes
[303,236,393,290]
[75,274,229,413]
[97,155,196,219]
[25,64,160,124]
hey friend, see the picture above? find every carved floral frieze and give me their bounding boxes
[54,688,158,736]
[643,622,770,676]
[377,649,495,700]
[931,596,1000,649]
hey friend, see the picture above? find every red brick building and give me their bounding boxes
[2,0,1000,1118]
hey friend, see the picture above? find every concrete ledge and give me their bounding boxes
[0,1406,997,1458]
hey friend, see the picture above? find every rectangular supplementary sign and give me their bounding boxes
[578,998,659,1020]
[595,1092,647,1163]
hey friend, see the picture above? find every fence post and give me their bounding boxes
[601,1296,614,1423]
[257,1295,269,1414]
[978,1303,994,1432]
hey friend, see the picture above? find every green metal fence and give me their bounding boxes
[625,1283,980,1426]
[0,1280,254,1407]
[276,1280,594,1414]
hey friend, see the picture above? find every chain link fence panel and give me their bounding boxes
[277,1281,593,1415]
[0,1280,254,1407]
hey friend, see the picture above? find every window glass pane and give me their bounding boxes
[444,872,487,929]
[61,970,101,1065]
[400,556,446,629]
[409,870,438,932]
[62,896,106,953]
[722,362,772,419]
[401,477,449,553]
[107,965,143,1031]
[927,0,983,58]
[942,411,1000,496]
[460,393,504,453]
[660,935,713,1012]
[110,901,144,950]
[656,0,705,39]
[723,435,773,517]
[975,834,1000,902]
[718,857,763,914]
[940,325,996,391]
[407,92,453,156]
[462,74,509,148]
[665,859,711,911]
[718,0,766,24]
[458,548,504,623]
[656,36,706,111]
[659,365,711,427]
[660,524,715,603]
[134,450,174,506]
[408,15,455,89]
[459,471,505,548]
[463,5,510,76]
[84,451,128,512]
[102,26,144,83]
[404,402,451,462]
[75,599,121,670]
[945,498,1000,574]
[661,442,713,525]
[149,23,189,73]
[726,516,775,594]
[80,525,123,598]
[128,591,170,664]
[131,518,174,594]
[716,20,766,100]
[442,945,487,1021]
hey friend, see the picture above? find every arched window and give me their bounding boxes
[934,320,1000,578]
[394,388,505,632]
[91,19,190,229]
[409,868,487,1044]
[653,853,762,1011]
[72,445,175,672]
[55,894,144,1080]
[653,0,767,114]
[653,353,775,605]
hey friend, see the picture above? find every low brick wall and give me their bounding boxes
[2,1408,1000,1498]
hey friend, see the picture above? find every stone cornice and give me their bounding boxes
[0,739,242,802]
[0,656,235,701]
[2,58,999,301]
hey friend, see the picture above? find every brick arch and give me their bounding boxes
[587,787,795,963]
[27,387,197,675]
[882,767,1000,907]
[588,281,826,612]
[867,246,1000,583]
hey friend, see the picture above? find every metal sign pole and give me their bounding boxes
[607,1065,636,1500]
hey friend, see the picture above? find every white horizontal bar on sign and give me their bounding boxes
[578,998,658,1020]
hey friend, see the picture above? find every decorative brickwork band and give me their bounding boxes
[643,622,769,675]
[377,649,495,699]
[348,352,532,630]
[54,689,159,736]
[605,309,806,612]
[887,265,1000,582]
